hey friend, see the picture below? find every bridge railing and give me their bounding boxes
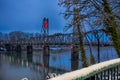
[49,58,120,80]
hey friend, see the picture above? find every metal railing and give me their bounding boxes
[49,58,120,80]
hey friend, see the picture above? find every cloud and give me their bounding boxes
[0,0,66,34]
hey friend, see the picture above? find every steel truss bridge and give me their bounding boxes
[0,29,112,46]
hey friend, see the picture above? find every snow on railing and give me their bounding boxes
[49,58,120,80]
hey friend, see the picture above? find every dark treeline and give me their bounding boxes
[0,31,41,41]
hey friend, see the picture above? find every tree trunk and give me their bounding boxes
[74,7,88,67]
[86,35,95,64]
[107,26,120,57]
[103,0,120,56]
[77,24,88,67]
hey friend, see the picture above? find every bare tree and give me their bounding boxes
[83,0,120,56]
[59,0,88,67]
[59,0,120,58]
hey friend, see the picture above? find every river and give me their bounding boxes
[0,46,117,80]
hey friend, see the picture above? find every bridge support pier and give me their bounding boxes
[71,45,79,60]
[27,44,33,62]
[27,44,33,53]
[27,52,32,62]
[42,45,50,56]
[16,45,21,52]
[5,44,12,51]
[71,60,78,71]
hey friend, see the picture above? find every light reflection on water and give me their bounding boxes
[0,46,118,80]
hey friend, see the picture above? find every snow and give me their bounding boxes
[49,58,120,80]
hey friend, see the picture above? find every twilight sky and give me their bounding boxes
[0,0,67,34]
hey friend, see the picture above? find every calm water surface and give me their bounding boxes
[0,46,118,80]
